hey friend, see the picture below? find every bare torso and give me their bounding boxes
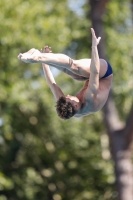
[75,74,113,117]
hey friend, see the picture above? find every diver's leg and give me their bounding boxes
[18,48,107,78]
[41,46,88,81]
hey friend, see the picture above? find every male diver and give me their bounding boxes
[18,28,113,119]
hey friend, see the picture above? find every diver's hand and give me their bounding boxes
[91,28,101,47]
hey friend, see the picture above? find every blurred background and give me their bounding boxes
[0,0,133,200]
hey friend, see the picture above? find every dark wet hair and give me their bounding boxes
[56,96,76,120]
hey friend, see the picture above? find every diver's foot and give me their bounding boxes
[18,48,42,63]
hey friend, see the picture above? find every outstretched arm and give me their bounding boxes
[87,28,101,98]
[42,47,64,101]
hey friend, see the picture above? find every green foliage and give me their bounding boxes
[103,0,133,120]
[1,0,132,200]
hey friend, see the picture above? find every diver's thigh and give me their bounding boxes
[73,59,91,77]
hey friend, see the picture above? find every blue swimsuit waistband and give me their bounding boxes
[101,61,113,79]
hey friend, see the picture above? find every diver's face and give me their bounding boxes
[65,95,80,110]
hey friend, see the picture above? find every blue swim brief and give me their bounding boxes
[101,61,113,79]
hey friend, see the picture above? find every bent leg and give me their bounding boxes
[18,48,107,78]
[50,64,88,81]
[44,55,108,78]
[40,53,91,77]
[40,51,91,80]
[42,46,88,81]
[18,48,91,77]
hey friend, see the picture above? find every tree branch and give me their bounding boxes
[124,0,133,149]
[102,92,124,143]
[90,0,110,19]
[124,104,133,149]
